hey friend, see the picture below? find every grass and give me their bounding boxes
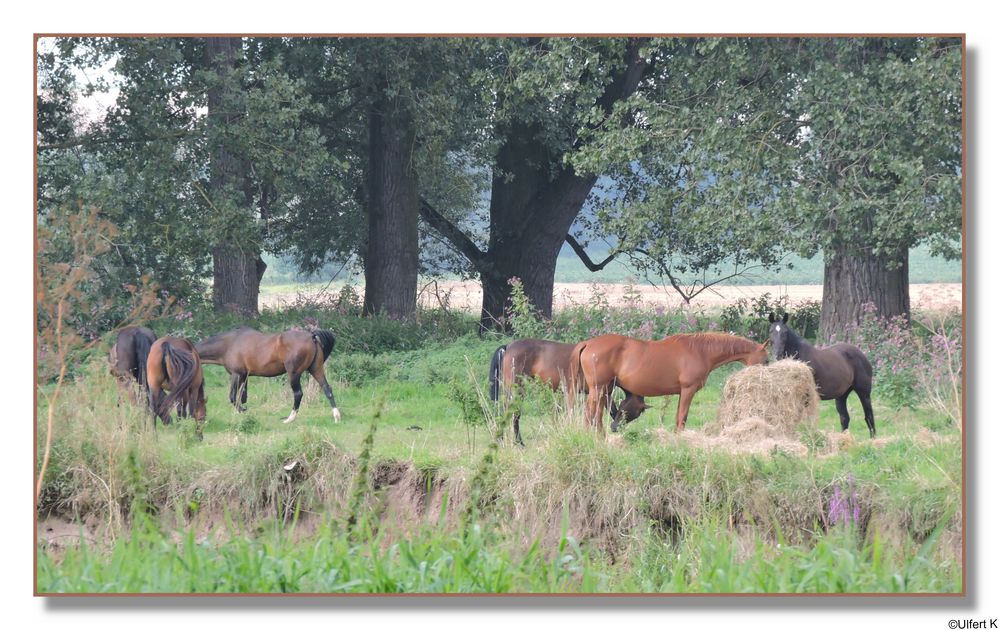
[36,325,962,594]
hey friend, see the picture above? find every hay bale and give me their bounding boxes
[707,359,819,437]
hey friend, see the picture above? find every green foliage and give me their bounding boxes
[506,277,547,339]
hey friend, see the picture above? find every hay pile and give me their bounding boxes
[699,359,819,456]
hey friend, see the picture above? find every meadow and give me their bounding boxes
[35,291,963,594]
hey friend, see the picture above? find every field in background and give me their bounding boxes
[261,243,962,289]
[261,280,962,313]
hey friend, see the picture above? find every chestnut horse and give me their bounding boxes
[145,337,206,433]
[768,313,876,437]
[573,333,770,433]
[488,338,649,445]
[109,326,156,404]
[195,327,339,424]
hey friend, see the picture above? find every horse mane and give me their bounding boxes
[674,332,758,357]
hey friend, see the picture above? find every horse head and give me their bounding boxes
[768,312,793,359]
[746,339,771,365]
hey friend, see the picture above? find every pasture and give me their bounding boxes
[36,300,963,594]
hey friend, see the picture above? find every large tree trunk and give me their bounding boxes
[820,241,910,342]
[363,89,419,319]
[205,36,264,316]
[476,121,597,331]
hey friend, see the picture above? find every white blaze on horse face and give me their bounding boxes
[332,407,341,424]
[776,325,781,332]
[283,409,298,424]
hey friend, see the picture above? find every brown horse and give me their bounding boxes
[768,313,876,437]
[488,338,649,445]
[573,333,770,433]
[109,326,156,404]
[195,327,339,424]
[145,337,206,433]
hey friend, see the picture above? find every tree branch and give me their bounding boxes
[418,197,488,271]
[564,234,617,272]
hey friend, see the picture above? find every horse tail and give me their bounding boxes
[156,342,198,417]
[134,331,154,389]
[489,345,507,402]
[312,329,336,362]
[568,342,587,403]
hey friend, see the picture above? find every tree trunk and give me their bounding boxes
[476,121,597,331]
[363,89,419,319]
[819,241,910,342]
[205,36,264,316]
[212,249,266,315]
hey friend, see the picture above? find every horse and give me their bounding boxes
[195,327,340,424]
[573,332,770,433]
[145,337,206,434]
[768,313,876,437]
[488,338,649,445]
[109,326,157,405]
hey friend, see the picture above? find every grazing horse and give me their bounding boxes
[488,339,649,445]
[573,333,770,433]
[109,326,157,404]
[145,337,206,433]
[195,327,340,424]
[768,313,876,437]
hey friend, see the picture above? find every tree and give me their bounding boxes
[203,37,264,315]
[570,38,805,304]
[38,37,336,316]
[568,37,961,340]
[419,37,649,330]
[779,38,962,340]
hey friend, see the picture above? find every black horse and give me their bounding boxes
[768,313,876,437]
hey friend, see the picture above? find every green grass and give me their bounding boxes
[36,328,962,594]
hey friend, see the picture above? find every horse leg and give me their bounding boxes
[512,411,525,447]
[147,384,162,431]
[228,372,239,407]
[835,395,851,432]
[239,374,248,408]
[857,389,876,438]
[584,388,608,434]
[675,386,698,432]
[283,372,304,424]
[309,363,340,423]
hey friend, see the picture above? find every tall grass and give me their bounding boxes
[37,300,963,594]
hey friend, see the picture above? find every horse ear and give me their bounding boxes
[762,339,771,349]
[768,312,775,323]
[782,313,789,323]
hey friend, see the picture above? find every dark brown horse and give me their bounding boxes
[573,333,770,433]
[145,337,206,433]
[768,313,876,437]
[489,339,649,445]
[195,327,339,424]
[109,326,157,404]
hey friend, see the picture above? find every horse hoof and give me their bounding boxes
[283,410,298,424]
[332,408,341,424]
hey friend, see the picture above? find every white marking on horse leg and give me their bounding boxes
[282,409,298,424]
[332,407,341,424]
